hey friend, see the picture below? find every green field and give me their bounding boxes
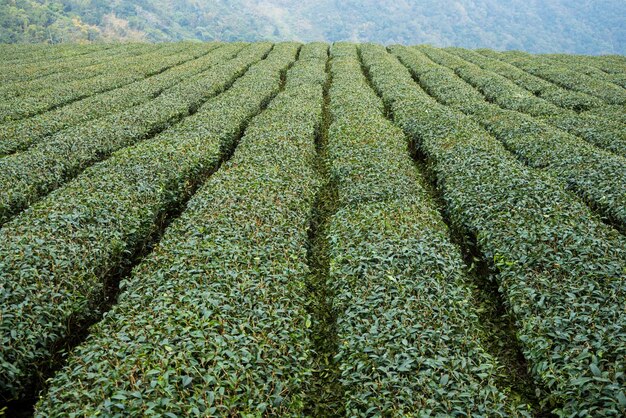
[0,42,625,417]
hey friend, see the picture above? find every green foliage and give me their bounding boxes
[449,47,606,112]
[325,43,528,416]
[0,42,203,122]
[0,41,276,400]
[0,42,239,155]
[0,43,108,64]
[0,43,157,98]
[360,43,626,416]
[542,54,626,89]
[0,44,122,83]
[448,46,626,128]
[34,42,323,415]
[391,45,626,231]
[482,50,626,105]
[0,43,271,227]
[0,42,623,416]
[583,104,626,125]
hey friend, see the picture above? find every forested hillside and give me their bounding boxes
[1,0,624,54]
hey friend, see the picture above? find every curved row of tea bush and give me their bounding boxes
[0,43,242,156]
[0,43,163,99]
[0,43,108,64]
[418,46,626,157]
[360,44,626,416]
[0,44,122,84]
[391,46,626,230]
[0,42,211,123]
[542,54,626,89]
[457,48,626,125]
[583,104,626,125]
[0,43,112,65]
[0,42,301,403]
[447,48,605,112]
[35,43,324,417]
[0,43,273,227]
[0,44,143,88]
[544,54,626,76]
[325,43,527,416]
[591,55,626,70]
[479,50,626,105]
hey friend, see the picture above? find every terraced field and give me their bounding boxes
[0,42,624,417]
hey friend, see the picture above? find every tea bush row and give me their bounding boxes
[482,50,626,105]
[0,43,242,155]
[360,43,626,416]
[35,42,324,416]
[0,44,127,83]
[0,43,273,226]
[0,44,163,99]
[542,54,626,89]
[419,46,626,157]
[392,45,626,231]
[448,48,604,111]
[0,43,301,403]
[326,43,527,416]
[0,42,209,122]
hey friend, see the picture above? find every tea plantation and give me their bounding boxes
[0,42,624,417]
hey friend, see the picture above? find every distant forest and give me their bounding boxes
[1,0,624,54]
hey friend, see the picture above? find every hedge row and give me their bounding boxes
[0,42,211,122]
[583,104,626,125]
[35,42,324,416]
[420,46,626,157]
[586,55,626,75]
[0,43,112,63]
[0,43,163,99]
[0,44,120,84]
[544,54,626,76]
[0,44,141,88]
[0,43,154,99]
[0,43,273,227]
[543,54,626,89]
[0,43,106,64]
[0,42,302,403]
[448,48,604,112]
[0,43,241,156]
[480,49,626,106]
[325,43,527,416]
[360,43,626,416]
[392,45,626,231]
[465,49,626,126]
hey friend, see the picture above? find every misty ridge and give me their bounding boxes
[1,0,625,54]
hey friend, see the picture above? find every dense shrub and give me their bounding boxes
[391,45,626,231]
[34,42,325,416]
[542,54,626,89]
[480,49,626,105]
[0,44,128,83]
[448,48,604,111]
[0,43,273,226]
[0,43,244,155]
[0,42,297,402]
[0,43,161,99]
[0,43,212,122]
[360,43,626,416]
[326,43,527,416]
[419,46,626,157]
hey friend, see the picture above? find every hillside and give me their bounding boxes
[0,42,625,416]
[1,0,625,54]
